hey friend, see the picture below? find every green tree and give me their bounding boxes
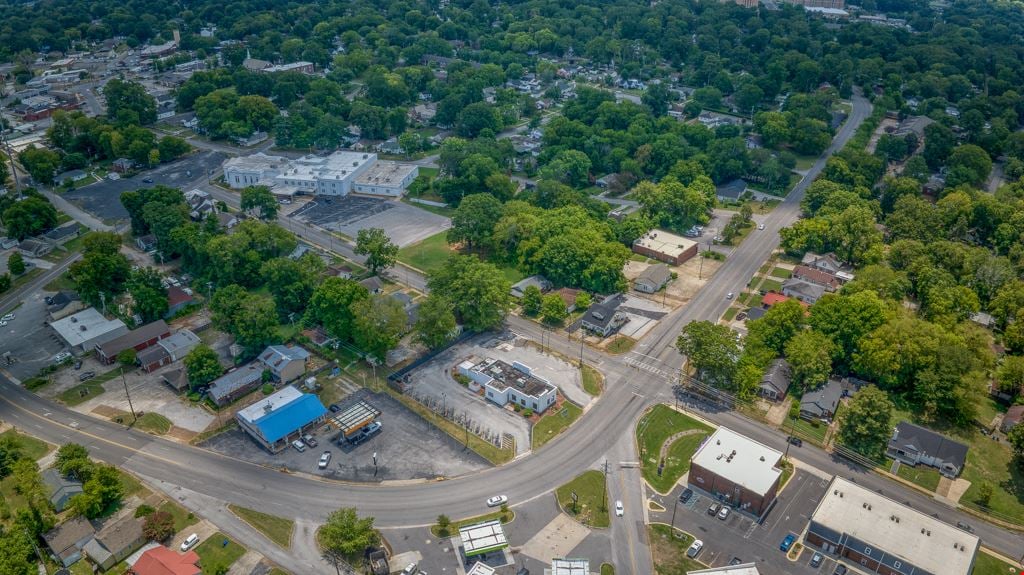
[945,144,991,188]
[261,255,324,317]
[69,232,131,306]
[676,321,740,389]
[240,185,279,220]
[428,255,511,332]
[142,510,175,541]
[0,273,10,293]
[319,508,380,562]
[305,277,369,340]
[184,344,222,390]
[7,252,25,275]
[784,331,833,392]
[521,285,543,316]
[436,514,451,537]
[128,267,169,323]
[575,292,592,310]
[103,78,157,125]
[355,228,398,274]
[70,464,124,518]
[351,296,407,361]
[157,136,191,162]
[0,434,23,479]
[0,527,36,575]
[837,385,894,458]
[996,356,1024,395]
[55,443,92,481]
[3,196,58,240]
[116,349,137,369]
[541,293,568,324]
[449,193,502,251]
[1007,424,1024,464]
[641,82,671,117]
[414,294,457,349]
[976,482,994,508]
[745,300,806,356]
[17,146,61,185]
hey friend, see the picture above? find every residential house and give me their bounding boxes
[41,468,84,512]
[760,292,794,308]
[258,345,310,383]
[359,276,384,294]
[301,326,337,349]
[236,385,328,452]
[715,179,748,202]
[83,516,145,570]
[135,235,158,252]
[55,169,88,184]
[112,158,134,173]
[43,224,80,246]
[18,237,52,257]
[1001,405,1024,433]
[580,294,627,337]
[886,422,969,478]
[791,265,841,292]
[555,288,580,313]
[744,306,766,321]
[781,278,826,304]
[215,211,239,230]
[95,320,170,364]
[43,516,96,567]
[208,363,263,406]
[165,286,195,317]
[799,378,852,422]
[759,359,791,401]
[893,115,935,140]
[510,275,552,298]
[129,545,201,575]
[800,252,844,274]
[969,312,995,329]
[47,290,85,320]
[327,264,354,279]
[634,263,671,294]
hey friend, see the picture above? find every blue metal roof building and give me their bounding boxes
[236,385,328,452]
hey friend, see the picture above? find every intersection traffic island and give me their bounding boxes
[456,520,512,570]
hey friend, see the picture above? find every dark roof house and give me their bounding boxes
[759,359,791,401]
[1001,405,1024,433]
[580,294,627,337]
[96,320,170,364]
[781,278,826,304]
[41,468,84,512]
[800,378,853,421]
[43,516,95,567]
[887,422,969,478]
[82,516,145,570]
[634,264,671,294]
[208,363,263,406]
[715,178,748,201]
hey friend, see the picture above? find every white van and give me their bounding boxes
[181,533,199,551]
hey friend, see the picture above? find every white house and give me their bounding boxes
[458,358,558,414]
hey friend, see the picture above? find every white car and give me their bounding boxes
[1,313,14,321]
[54,351,71,363]
[718,506,730,520]
[486,495,508,507]
[180,533,199,551]
[758,223,765,230]
[615,500,624,517]
[318,451,331,469]
[687,539,703,558]
[726,292,734,300]
[291,439,306,452]
[0,321,6,327]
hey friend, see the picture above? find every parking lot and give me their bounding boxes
[400,332,594,456]
[63,151,227,222]
[289,195,450,247]
[199,389,489,481]
[0,288,67,380]
[650,469,842,575]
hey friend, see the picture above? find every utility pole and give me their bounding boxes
[602,459,608,512]
[120,367,138,423]
[99,292,106,315]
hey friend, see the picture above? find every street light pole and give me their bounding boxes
[120,367,137,423]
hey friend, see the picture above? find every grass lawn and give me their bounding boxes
[131,412,172,435]
[194,532,246,572]
[779,459,794,488]
[430,508,513,537]
[9,268,42,291]
[0,429,52,461]
[497,264,525,284]
[157,500,198,532]
[784,416,828,447]
[722,307,739,321]
[794,154,817,171]
[891,459,941,492]
[769,267,792,279]
[69,559,93,575]
[606,335,636,355]
[581,364,603,396]
[648,524,705,573]
[59,381,107,406]
[397,231,452,274]
[417,166,440,179]
[759,278,783,293]
[601,564,615,575]
[383,387,515,464]
[44,272,77,292]
[228,504,294,548]
[636,405,713,493]
[556,470,610,528]
[119,470,151,500]
[970,551,1020,575]
[960,429,1024,524]
[532,401,583,450]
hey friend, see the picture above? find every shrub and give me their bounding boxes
[142,511,175,541]
[23,377,49,391]
[436,514,451,536]
[262,383,274,395]
[788,401,800,420]
[134,504,156,518]
[454,374,470,386]
[523,408,534,417]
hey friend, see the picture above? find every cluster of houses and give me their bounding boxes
[7,222,81,259]
[777,252,855,305]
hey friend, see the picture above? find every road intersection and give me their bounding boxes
[3,90,1023,573]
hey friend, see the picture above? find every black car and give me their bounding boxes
[956,521,973,532]
[142,177,154,183]
[78,371,96,382]
[832,565,847,575]
[787,436,803,447]
[728,557,742,566]
[329,404,342,413]
[679,488,693,504]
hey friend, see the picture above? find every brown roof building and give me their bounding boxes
[96,320,170,364]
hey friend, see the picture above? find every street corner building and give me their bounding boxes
[805,477,979,575]
[236,385,328,452]
[687,427,783,516]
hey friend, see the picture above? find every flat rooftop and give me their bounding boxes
[355,161,417,186]
[549,558,589,575]
[49,308,127,347]
[237,385,303,423]
[223,152,288,171]
[810,477,979,575]
[633,229,696,259]
[690,427,782,496]
[471,358,554,398]
[459,520,508,557]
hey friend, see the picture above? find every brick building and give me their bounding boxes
[687,427,783,516]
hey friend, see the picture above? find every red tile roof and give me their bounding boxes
[792,265,840,290]
[761,292,791,307]
[131,546,200,575]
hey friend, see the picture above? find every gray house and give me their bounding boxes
[580,294,627,337]
[886,422,968,478]
[759,359,791,401]
[42,468,84,512]
[510,275,552,298]
[634,264,671,294]
[43,516,95,567]
[82,516,145,570]
[799,378,851,422]
[207,363,262,406]
[781,278,826,305]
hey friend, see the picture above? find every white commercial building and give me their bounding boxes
[49,308,129,354]
[352,161,419,198]
[223,153,289,189]
[222,151,420,198]
[688,427,783,516]
[548,558,589,575]
[458,520,508,559]
[458,358,558,414]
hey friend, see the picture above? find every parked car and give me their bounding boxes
[78,371,96,382]
[302,434,318,448]
[1,313,14,321]
[348,421,382,445]
[787,436,803,447]
[73,360,82,370]
[54,351,71,363]
[728,557,742,565]
[615,500,624,517]
[717,506,730,521]
[780,533,796,552]
[810,552,823,568]
[142,177,154,183]
[318,451,331,469]
[758,223,765,230]
[329,404,342,413]
[486,495,508,507]
[679,488,693,504]
[291,439,306,452]
[707,502,720,516]
[180,533,199,551]
[401,563,417,575]
[726,292,734,300]
[686,540,703,558]
[832,565,847,575]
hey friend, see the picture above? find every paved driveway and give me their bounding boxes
[289,196,450,247]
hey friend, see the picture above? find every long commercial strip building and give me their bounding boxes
[223,151,418,198]
[805,477,979,575]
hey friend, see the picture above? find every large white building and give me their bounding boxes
[49,308,129,354]
[458,358,558,414]
[222,151,418,198]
